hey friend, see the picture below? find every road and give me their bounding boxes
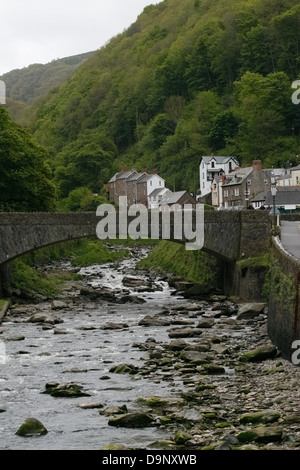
[280,221,300,259]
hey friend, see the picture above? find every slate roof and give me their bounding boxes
[222,167,253,187]
[251,187,300,205]
[201,156,240,165]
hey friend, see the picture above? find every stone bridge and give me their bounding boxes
[3,209,300,363]
[0,210,271,266]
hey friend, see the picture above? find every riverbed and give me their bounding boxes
[1,246,300,450]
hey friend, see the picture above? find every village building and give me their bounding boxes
[291,164,300,186]
[107,169,136,204]
[159,190,197,209]
[222,160,270,208]
[148,187,172,209]
[126,172,147,206]
[251,186,300,211]
[199,155,240,197]
[107,169,165,207]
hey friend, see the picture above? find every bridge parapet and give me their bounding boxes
[0,210,272,265]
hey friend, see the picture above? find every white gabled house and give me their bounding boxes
[148,187,172,209]
[199,156,240,197]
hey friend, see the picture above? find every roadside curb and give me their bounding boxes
[0,301,9,324]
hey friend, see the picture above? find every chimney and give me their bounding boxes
[253,160,262,171]
[222,175,226,184]
[141,168,148,174]
[152,169,158,174]
[121,166,128,172]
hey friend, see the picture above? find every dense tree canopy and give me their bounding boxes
[0,107,57,211]
[6,0,300,199]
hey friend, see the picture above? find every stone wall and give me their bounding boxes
[268,237,300,361]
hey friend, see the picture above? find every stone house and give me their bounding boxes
[107,169,165,207]
[222,160,270,208]
[107,169,137,204]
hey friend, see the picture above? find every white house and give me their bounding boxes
[148,187,172,209]
[199,156,240,197]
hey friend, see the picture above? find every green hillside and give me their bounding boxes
[0,52,95,105]
[12,0,300,203]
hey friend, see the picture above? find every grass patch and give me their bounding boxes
[137,240,220,285]
[237,253,270,270]
[10,259,82,297]
[71,240,130,266]
[9,238,133,297]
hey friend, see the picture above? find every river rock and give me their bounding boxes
[240,411,281,424]
[122,276,151,288]
[167,339,187,351]
[196,318,215,328]
[100,405,128,416]
[236,303,266,320]
[79,287,117,302]
[237,425,282,444]
[179,350,209,365]
[54,328,69,334]
[51,300,68,310]
[109,363,139,375]
[108,412,155,428]
[120,294,146,304]
[101,322,129,330]
[78,402,105,409]
[43,382,90,397]
[168,327,203,338]
[27,312,63,325]
[6,335,25,341]
[239,345,277,362]
[15,418,48,437]
[139,315,171,327]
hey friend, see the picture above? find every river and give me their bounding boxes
[2,246,300,451]
[0,246,189,450]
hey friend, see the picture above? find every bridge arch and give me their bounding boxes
[0,210,271,266]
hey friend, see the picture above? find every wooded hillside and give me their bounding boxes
[5,0,300,206]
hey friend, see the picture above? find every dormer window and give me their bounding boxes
[211,161,215,168]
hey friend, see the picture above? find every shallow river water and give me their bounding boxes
[0,248,190,450]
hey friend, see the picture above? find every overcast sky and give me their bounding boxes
[0,0,162,75]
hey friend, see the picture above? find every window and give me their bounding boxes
[224,190,228,198]
[211,161,215,168]
[247,179,251,185]
[234,188,239,196]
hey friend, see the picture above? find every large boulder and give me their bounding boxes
[108,412,155,428]
[236,303,266,320]
[16,418,48,437]
[43,382,90,397]
[239,345,277,362]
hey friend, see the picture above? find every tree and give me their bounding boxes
[0,107,57,212]
[54,129,117,198]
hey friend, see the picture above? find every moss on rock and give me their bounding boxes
[16,418,48,437]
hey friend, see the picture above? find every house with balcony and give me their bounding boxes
[199,156,240,197]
